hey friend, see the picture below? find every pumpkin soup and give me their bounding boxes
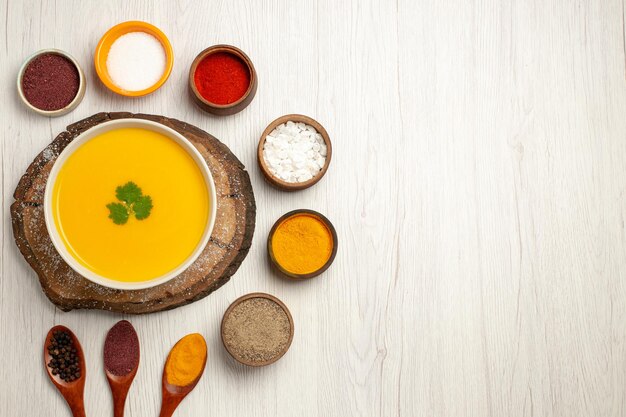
[51,127,209,282]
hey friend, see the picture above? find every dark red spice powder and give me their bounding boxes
[194,52,250,105]
[103,320,140,376]
[21,53,79,111]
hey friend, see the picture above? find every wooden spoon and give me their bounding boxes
[158,334,207,417]
[43,325,87,417]
[104,320,140,417]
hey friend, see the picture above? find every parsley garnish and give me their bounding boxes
[106,202,129,225]
[107,182,153,225]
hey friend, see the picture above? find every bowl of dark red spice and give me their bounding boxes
[221,292,294,367]
[189,44,257,116]
[18,49,85,117]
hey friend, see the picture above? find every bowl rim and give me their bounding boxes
[94,20,174,97]
[43,118,217,291]
[257,114,332,191]
[267,209,338,279]
[189,44,257,109]
[17,49,86,117]
[220,292,294,367]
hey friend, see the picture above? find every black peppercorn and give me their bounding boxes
[46,330,81,383]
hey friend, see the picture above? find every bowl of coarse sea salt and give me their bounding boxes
[258,114,332,191]
[94,21,173,97]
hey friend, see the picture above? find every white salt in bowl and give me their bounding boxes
[94,21,174,97]
[257,114,332,191]
[43,119,217,291]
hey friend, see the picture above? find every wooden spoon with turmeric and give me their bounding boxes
[158,333,207,417]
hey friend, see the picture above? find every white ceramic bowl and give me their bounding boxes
[43,119,217,290]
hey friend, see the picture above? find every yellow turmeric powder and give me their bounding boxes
[271,213,333,275]
[165,333,207,386]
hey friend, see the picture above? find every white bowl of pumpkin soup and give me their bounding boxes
[44,119,217,290]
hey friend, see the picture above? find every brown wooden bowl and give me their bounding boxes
[188,44,257,116]
[220,292,294,367]
[257,114,332,191]
[268,209,338,279]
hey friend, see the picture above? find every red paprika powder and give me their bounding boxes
[194,52,250,105]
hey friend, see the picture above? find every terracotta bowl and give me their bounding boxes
[257,114,332,191]
[221,293,294,367]
[267,209,338,279]
[189,44,258,116]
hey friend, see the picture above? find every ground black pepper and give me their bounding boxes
[222,297,292,364]
[47,330,81,383]
[21,53,79,111]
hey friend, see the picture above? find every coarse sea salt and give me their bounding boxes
[106,32,166,91]
[262,121,327,183]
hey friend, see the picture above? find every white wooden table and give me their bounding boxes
[1,1,625,416]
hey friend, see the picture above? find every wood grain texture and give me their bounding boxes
[11,112,256,314]
[1,0,625,416]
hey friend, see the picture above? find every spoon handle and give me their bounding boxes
[158,397,182,417]
[66,396,86,417]
[112,390,129,417]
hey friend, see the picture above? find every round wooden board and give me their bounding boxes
[10,112,256,314]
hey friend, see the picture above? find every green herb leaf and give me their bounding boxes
[133,195,153,220]
[115,182,142,205]
[107,181,153,224]
[107,202,130,225]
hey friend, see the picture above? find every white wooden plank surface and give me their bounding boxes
[1,0,625,416]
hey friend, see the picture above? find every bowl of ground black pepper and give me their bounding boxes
[221,293,294,367]
[189,44,257,116]
[18,49,85,117]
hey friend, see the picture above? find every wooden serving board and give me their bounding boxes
[11,112,256,314]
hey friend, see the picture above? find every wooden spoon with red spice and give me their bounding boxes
[43,325,87,417]
[104,321,140,417]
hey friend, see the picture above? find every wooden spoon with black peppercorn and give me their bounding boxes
[43,325,86,417]
[104,320,140,417]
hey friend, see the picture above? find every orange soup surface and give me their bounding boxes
[52,127,209,282]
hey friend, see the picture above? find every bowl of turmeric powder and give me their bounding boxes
[268,209,337,279]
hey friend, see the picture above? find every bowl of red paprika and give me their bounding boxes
[189,44,258,116]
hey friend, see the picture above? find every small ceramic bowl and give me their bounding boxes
[221,293,294,367]
[268,209,338,279]
[17,49,86,117]
[94,21,173,97]
[189,44,258,116]
[258,114,332,191]
[43,119,217,291]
